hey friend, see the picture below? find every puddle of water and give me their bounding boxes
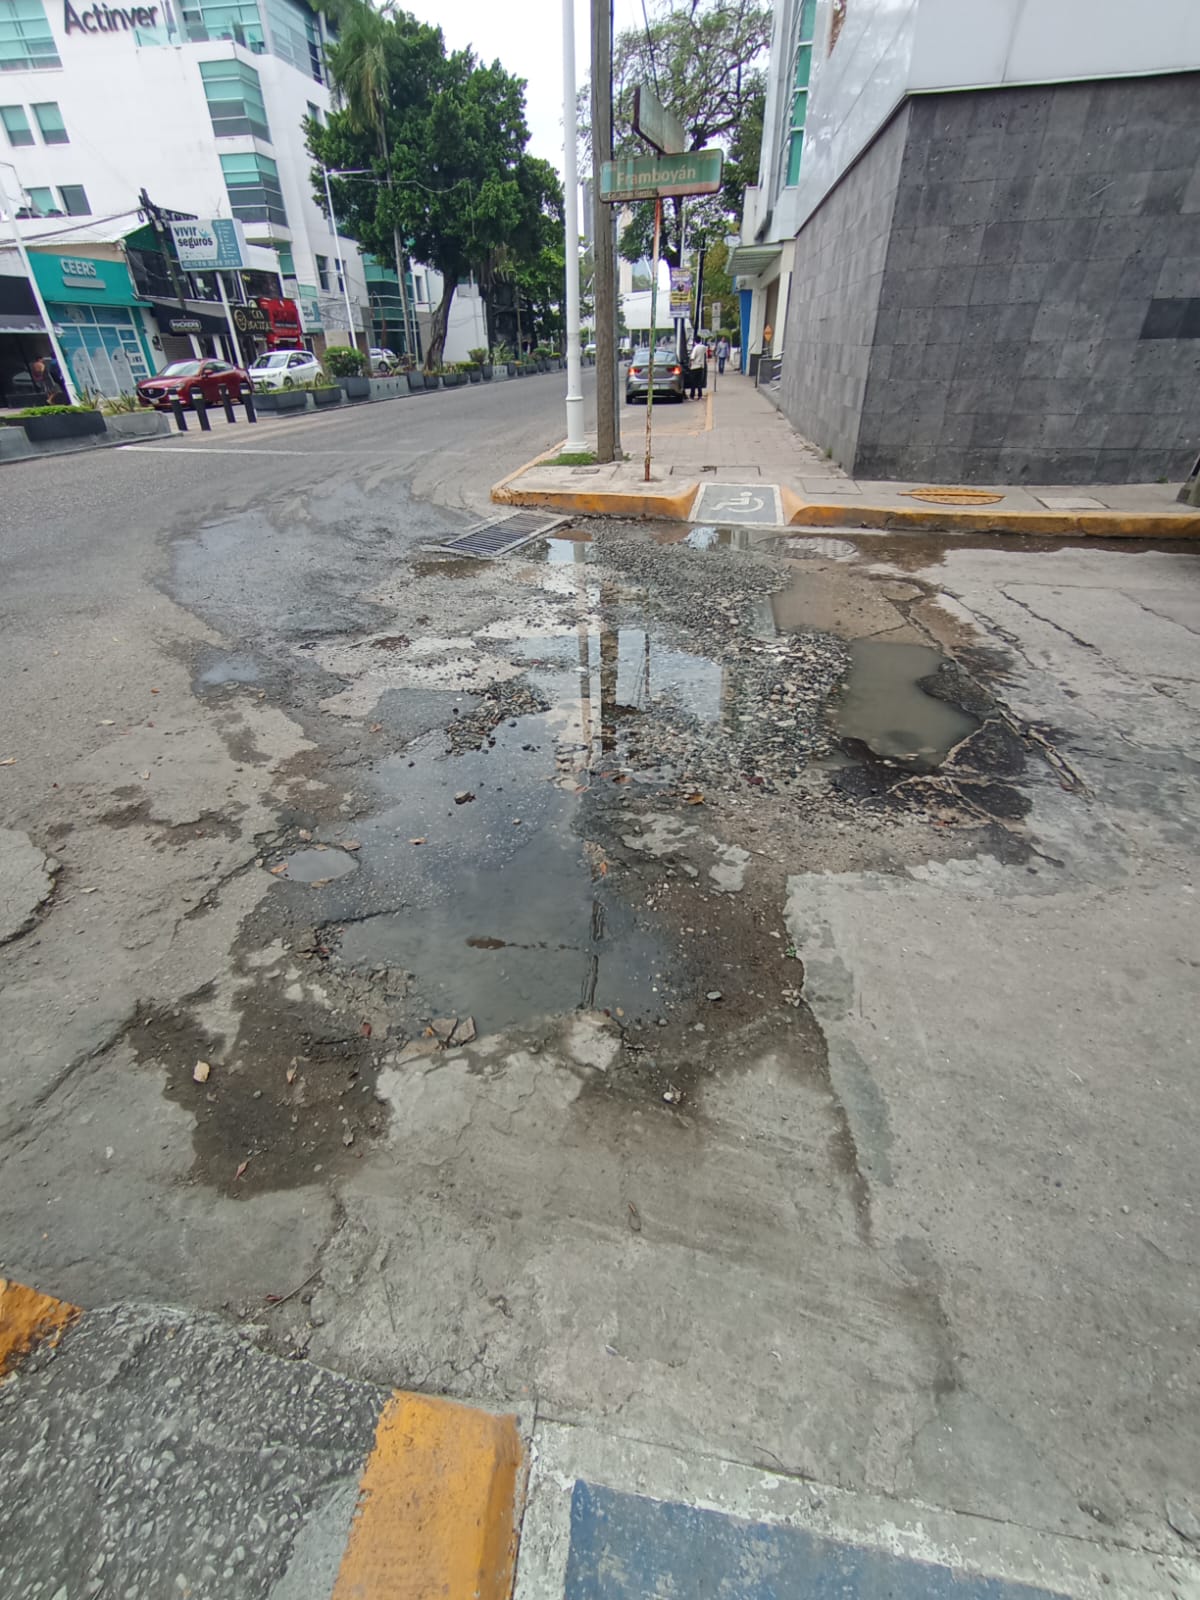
[832,640,978,768]
[278,847,359,883]
[508,627,725,723]
[658,525,760,551]
[195,653,264,689]
[544,534,593,563]
[323,716,680,1032]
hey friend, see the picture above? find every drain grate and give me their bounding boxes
[424,511,569,559]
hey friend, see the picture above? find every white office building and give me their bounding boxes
[733,0,1200,484]
[0,0,370,388]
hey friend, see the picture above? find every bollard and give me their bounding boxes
[193,396,212,432]
[170,397,188,432]
[219,386,236,425]
[243,387,257,424]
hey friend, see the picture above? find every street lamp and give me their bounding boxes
[321,164,365,347]
[321,166,419,363]
[0,159,81,404]
[560,0,584,451]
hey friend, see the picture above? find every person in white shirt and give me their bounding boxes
[688,338,707,400]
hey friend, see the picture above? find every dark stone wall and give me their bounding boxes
[781,73,1200,484]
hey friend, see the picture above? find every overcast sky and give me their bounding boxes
[399,0,645,176]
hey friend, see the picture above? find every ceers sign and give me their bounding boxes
[64,0,160,31]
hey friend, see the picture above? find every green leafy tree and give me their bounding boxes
[308,4,555,369]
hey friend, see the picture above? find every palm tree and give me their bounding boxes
[324,1,419,360]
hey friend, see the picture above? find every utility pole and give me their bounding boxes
[561,0,585,450]
[590,0,617,462]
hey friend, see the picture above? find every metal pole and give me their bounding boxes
[590,0,616,462]
[1,162,81,404]
[323,165,358,350]
[215,270,243,368]
[643,197,661,484]
[562,0,585,452]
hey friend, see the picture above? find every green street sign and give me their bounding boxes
[600,149,724,203]
[632,84,686,156]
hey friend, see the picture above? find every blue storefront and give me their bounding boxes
[28,252,155,398]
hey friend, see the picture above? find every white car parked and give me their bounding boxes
[249,350,324,390]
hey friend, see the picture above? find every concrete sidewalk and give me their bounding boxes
[3,1278,1192,1599]
[493,372,1200,536]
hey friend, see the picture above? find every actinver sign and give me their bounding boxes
[64,0,159,31]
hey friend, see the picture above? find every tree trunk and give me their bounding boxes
[425,277,456,370]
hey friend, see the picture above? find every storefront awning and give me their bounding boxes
[0,313,45,335]
[727,243,784,279]
[144,297,232,337]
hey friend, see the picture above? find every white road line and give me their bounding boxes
[120,444,397,457]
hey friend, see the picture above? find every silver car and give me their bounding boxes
[625,346,685,404]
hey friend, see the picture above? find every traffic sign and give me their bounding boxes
[600,149,723,203]
[632,85,686,156]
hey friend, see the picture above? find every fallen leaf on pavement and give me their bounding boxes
[0,758,15,766]
[193,1060,211,1083]
[139,771,151,780]
[286,1059,298,1084]
[368,722,384,733]
[269,863,288,876]
[627,1202,642,1233]
[409,836,426,845]
[150,688,159,694]
[684,792,705,806]
[234,1160,249,1180]
[343,840,361,851]
[310,877,332,888]
[81,887,98,895]
[99,719,116,727]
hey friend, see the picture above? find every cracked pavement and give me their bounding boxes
[1,384,1199,1595]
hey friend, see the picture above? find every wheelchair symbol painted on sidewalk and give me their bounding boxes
[693,483,784,526]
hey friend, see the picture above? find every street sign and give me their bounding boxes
[169,218,246,271]
[631,84,686,156]
[600,149,724,203]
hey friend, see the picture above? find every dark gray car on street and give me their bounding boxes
[625,345,685,404]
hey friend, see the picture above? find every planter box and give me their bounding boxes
[482,363,494,381]
[467,369,482,384]
[443,372,465,388]
[104,410,169,441]
[338,375,371,400]
[425,373,442,389]
[256,389,308,413]
[406,371,427,392]
[506,362,518,377]
[11,410,106,443]
[311,386,342,408]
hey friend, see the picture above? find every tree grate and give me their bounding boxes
[423,512,569,559]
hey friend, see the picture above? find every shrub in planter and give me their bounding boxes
[465,363,482,383]
[308,381,342,408]
[256,388,308,413]
[467,347,488,367]
[323,345,365,377]
[10,404,106,443]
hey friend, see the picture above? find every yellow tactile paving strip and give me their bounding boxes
[0,1278,81,1374]
[333,1391,526,1600]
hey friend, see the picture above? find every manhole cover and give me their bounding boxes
[785,536,857,561]
[902,487,1004,505]
[424,511,569,559]
[692,483,784,525]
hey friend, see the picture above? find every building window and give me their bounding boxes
[1,102,31,143]
[262,0,322,82]
[180,0,264,51]
[220,150,288,228]
[32,99,65,141]
[783,0,816,188]
[276,246,295,276]
[315,254,329,291]
[306,100,320,125]
[200,58,270,139]
[25,183,53,214]
[0,0,61,70]
[58,183,90,215]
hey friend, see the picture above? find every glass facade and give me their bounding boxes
[180,0,264,50]
[784,0,817,187]
[51,305,153,398]
[32,100,66,141]
[200,57,270,139]
[262,0,322,82]
[0,0,60,71]
[220,150,288,229]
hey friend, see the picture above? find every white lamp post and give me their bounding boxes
[561,0,585,451]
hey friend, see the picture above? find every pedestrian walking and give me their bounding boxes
[688,336,707,400]
[716,334,730,375]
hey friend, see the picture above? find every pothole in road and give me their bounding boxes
[831,640,980,770]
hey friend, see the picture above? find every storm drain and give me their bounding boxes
[423,511,569,559]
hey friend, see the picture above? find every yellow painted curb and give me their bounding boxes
[333,1391,525,1600]
[490,439,566,503]
[496,480,701,521]
[0,1278,81,1374]
[787,501,1200,538]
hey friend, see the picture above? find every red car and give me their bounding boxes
[137,359,252,411]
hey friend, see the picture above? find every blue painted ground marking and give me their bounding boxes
[564,1480,1069,1599]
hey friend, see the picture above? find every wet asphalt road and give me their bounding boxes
[1,378,1199,1595]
